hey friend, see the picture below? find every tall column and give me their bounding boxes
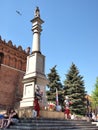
[20,7,48,108]
[31,7,44,53]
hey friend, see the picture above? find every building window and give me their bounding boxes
[0,53,4,64]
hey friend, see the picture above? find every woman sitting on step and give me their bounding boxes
[0,108,19,128]
[0,110,10,128]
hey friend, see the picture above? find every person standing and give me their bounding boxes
[64,106,70,119]
[33,97,40,118]
[64,96,71,119]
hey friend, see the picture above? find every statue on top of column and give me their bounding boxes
[34,7,40,18]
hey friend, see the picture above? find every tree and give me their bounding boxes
[91,77,98,114]
[63,63,86,115]
[46,65,64,106]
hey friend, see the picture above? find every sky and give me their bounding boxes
[0,0,98,95]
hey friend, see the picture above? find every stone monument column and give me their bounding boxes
[20,7,48,108]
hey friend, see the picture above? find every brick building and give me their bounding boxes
[0,36,29,109]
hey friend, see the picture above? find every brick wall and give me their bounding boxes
[0,37,29,108]
[0,64,25,108]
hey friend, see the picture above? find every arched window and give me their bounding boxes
[0,52,4,64]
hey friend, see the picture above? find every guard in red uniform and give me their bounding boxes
[64,106,70,119]
[34,97,40,117]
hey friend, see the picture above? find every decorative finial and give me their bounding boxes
[34,6,40,17]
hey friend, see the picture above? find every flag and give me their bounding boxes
[56,88,59,106]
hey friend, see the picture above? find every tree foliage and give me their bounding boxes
[91,77,98,110]
[92,77,98,97]
[46,65,64,105]
[63,63,86,115]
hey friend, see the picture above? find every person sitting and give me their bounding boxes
[0,108,19,128]
[0,108,11,128]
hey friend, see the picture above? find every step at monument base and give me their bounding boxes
[0,118,97,130]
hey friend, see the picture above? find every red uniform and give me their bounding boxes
[34,98,40,117]
[64,107,70,119]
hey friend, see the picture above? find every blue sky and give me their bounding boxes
[0,0,98,95]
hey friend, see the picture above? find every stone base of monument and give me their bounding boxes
[18,107,64,119]
[18,107,33,118]
[40,110,64,119]
[0,107,64,119]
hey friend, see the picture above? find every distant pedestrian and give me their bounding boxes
[89,110,92,120]
[92,112,96,121]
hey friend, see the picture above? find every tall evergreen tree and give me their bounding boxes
[46,65,63,106]
[63,63,86,115]
[92,77,98,98]
[91,77,98,113]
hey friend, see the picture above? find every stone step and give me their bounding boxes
[19,118,90,124]
[0,118,97,130]
[1,126,98,130]
[14,122,96,126]
[9,124,98,129]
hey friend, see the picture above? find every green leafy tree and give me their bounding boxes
[46,65,64,106]
[91,77,98,113]
[63,63,86,115]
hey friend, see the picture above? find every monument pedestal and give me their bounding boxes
[20,78,35,107]
[20,53,48,108]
